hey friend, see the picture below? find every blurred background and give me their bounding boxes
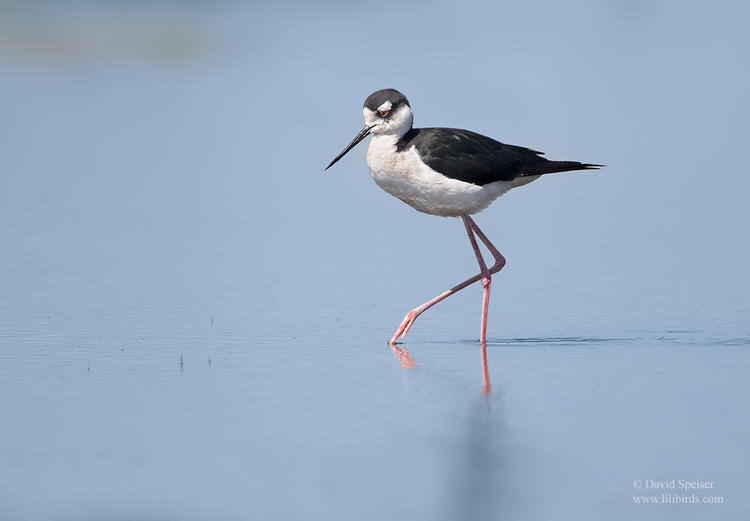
[0,1,748,520]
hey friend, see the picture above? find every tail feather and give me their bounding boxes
[519,161,604,177]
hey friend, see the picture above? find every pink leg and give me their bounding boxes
[462,216,493,343]
[464,215,507,343]
[389,215,506,344]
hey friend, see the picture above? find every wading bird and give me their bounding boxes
[326,89,601,344]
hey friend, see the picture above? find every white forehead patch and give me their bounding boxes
[377,101,393,112]
[362,107,378,126]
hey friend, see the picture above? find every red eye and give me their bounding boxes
[379,110,389,117]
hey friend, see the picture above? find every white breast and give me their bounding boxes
[366,135,515,217]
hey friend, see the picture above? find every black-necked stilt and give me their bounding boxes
[326,88,602,344]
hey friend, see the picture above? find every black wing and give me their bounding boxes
[396,127,600,186]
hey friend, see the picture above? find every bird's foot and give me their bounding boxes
[389,309,420,344]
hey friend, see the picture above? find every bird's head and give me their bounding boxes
[325,88,412,170]
[362,88,413,137]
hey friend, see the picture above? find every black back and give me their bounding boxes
[396,127,600,186]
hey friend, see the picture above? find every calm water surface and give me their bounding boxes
[1,285,747,520]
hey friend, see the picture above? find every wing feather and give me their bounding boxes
[396,128,600,186]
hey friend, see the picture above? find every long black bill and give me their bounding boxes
[325,125,374,170]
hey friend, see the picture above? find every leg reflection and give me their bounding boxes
[480,342,491,396]
[389,343,417,369]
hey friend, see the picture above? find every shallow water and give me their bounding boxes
[1,1,749,520]
[1,290,747,520]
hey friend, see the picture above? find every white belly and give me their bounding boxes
[366,135,527,217]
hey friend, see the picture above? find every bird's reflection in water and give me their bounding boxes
[480,342,491,396]
[443,344,514,521]
[389,343,417,369]
[389,342,491,396]
[387,342,512,519]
